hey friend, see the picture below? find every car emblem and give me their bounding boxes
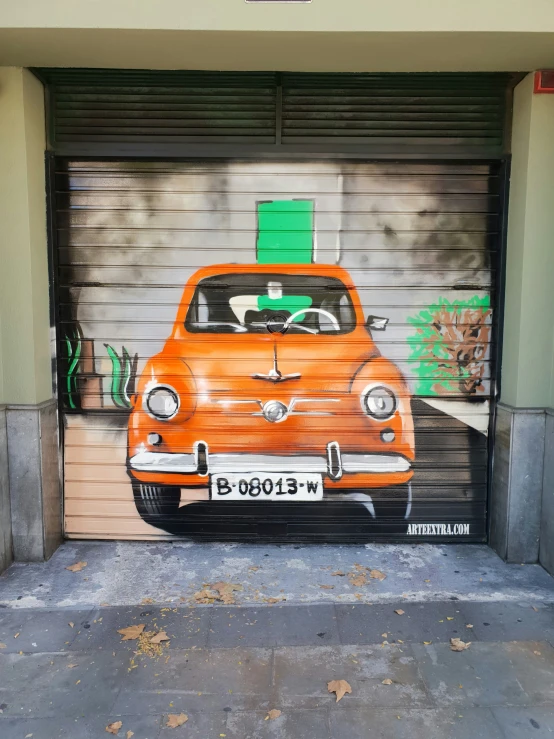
[262,400,288,423]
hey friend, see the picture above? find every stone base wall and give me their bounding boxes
[5,399,61,564]
[491,403,554,573]
[0,405,12,573]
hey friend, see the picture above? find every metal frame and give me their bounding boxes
[486,157,511,541]
[42,65,517,540]
[45,152,66,533]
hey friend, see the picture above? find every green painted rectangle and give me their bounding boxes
[256,200,314,264]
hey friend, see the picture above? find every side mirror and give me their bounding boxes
[366,315,389,331]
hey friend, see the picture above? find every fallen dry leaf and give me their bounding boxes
[327,679,352,702]
[532,606,539,612]
[382,678,393,685]
[193,589,216,604]
[450,637,471,652]
[66,663,78,669]
[105,721,122,735]
[166,713,188,728]
[141,598,154,605]
[466,624,473,629]
[369,569,386,581]
[211,582,243,605]
[117,624,145,641]
[534,650,542,656]
[248,566,260,572]
[0,643,6,649]
[423,641,432,645]
[14,633,19,639]
[265,709,282,720]
[394,609,405,616]
[150,631,170,644]
[265,597,286,604]
[66,561,87,573]
[320,585,334,590]
[348,573,367,587]
[126,733,134,739]
[331,571,346,576]
[68,622,74,628]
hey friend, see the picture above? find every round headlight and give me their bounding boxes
[146,386,179,420]
[362,386,397,420]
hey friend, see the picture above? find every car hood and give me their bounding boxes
[171,334,378,395]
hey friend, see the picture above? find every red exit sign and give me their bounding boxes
[534,71,554,94]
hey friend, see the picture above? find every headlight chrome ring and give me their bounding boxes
[145,385,180,420]
[361,385,397,421]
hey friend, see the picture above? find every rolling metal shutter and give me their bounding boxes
[55,158,501,542]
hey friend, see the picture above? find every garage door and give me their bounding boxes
[55,158,499,541]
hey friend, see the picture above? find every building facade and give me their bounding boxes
[0,1,553,572]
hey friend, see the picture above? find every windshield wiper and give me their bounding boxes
[252,344,301,383]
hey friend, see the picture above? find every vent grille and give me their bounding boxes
[281,73,511,150]
[43,70,277,146]
[35,68,515,156]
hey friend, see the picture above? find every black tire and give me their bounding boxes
[132,482,181,521]
[368,483,413,520]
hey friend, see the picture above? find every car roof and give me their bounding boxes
[188,263,356,287]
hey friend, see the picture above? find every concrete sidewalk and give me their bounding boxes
[1,601,554,737]
[1,543,554,737]
[1,541,553,609]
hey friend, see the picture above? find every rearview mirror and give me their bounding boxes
[366,315,389,331]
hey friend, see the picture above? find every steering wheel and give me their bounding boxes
[284,308,340,332]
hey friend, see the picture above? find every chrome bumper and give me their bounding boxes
[129,447,411,478]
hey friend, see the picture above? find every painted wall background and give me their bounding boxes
[56,160,494,540]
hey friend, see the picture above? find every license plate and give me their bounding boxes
[210,473,323,501]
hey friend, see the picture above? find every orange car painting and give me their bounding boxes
[127,263,415,526]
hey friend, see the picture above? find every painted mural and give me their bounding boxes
[57,161,495,541]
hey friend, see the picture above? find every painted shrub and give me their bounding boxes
[407,296,491,396]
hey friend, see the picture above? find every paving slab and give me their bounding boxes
[460,601,554,643]
[208,604,340,648]
[0,714,163,739]
[156,711,228,737]
[328,707,505,739]
[68,605,210,652]
[335,602,473,645]
[0,649,128,718]
[412,640,554,707]
[492,707,554,738]
[273,644,431,710]
[1,540,553,608]
[0,607,92,653]
[113,646,273,714]
[224,708,331,738]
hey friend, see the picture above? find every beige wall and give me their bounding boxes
[1,1,554,71]
[0,68,51,405]
[3,0,554,33]
[502,73,554,408]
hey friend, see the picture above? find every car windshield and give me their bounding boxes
[185,273,357,334]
